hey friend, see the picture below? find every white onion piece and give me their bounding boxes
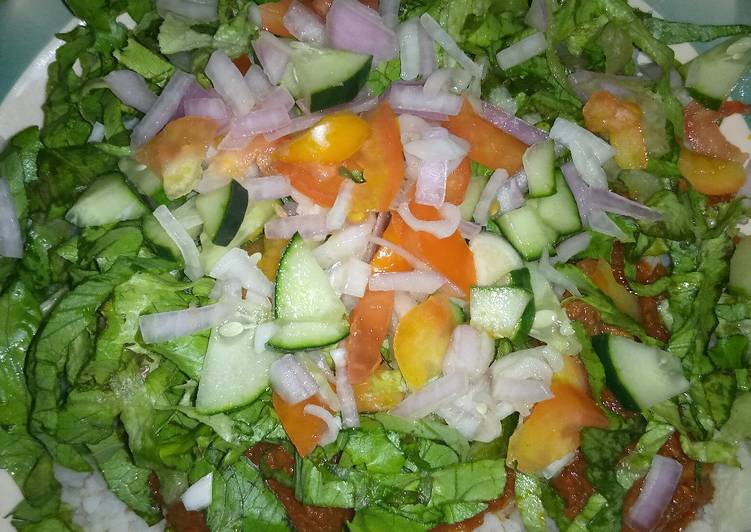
[156,0,217,22]
[553,232,591,264]
[206,50,255,116]
[181,473,213,511]
[313,218,375,269]
[259,86,295,112]
[329,257,371,297]
[369,271,445,294]
[0,468,23,518]
[549,118,615,165]
[442,324,494,377]
[104,70,157,113]
[497,177,526,214]
[491,377,553,405]
[241,175,292,201]
[139,302,234,344]
[626,456,683,531]
[283,0,326,44]
[210,279,242,301]
[568,138,608,189]
[254,321,279,353]
[458,220,482,240]
[248,2,262,26]
[541,452,576,480]
[0,179,23,259]
[379,0,399,29]
[392,373,469,420]
[326,0,398,61]
[327,180,355,230]
[398,113,431,144]
[220,105,292,150]
[304,404,342,446]
[398,19,421,81]
[538,249,581,297]
[418,23,436,78]
[497,32,547,70]
[525,0,551,32]
[209,248,273,298]
[183,98,229,121]
[153,204,203,280]
[244,65,274,100]
[397,202,461,239]
[419,14,481,77]
[253,31,291,84]
[388,84,462,116]
[473,168,508,225]
[264,213,330,240]
[415,160,452,207]
[131,71,194,149]
[331,348,359,428]
[270,354,320,404]
[194,169,232,194]
[490,349,556,381]
[423,68,467,97]
[588,209,628,240]
[404,135,468,161]
[393,291,417,319]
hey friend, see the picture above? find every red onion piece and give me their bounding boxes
[553,232,592,264]
[418,22,436,78]
[482,101,548,146]
[104,70,157,113]
[569,138,609,189]
[244,65,274,100]
[153,204,203,280]
[392,373,469,420]
[419,14,481,77]
[209,247,273,298]
[258,86,295,112]
[388,84,462,117]
[131,71,194,149]
[183,98,229,121]
[253,31,291,84]
[497,176,526,214]
[588,209,628,240]
[369,271,445,293]
[442,324,494,377]
[588,188,662,221]
[398,19,421,81]
[525,0,551,32]
[379,0,399,30]
[283,0,326,45]
[424,68,466,98]
[156,0,217,22]
[206,50,255,116]
[626,456,683,531]
[326,0,398,61]
[404,135,468,161]
[264,213,331,240]
[537,249,581,297]
[415,160,450,206]
[303,404,342,445]
[473,169,508,225]
[241,175,292,201]
[0,178,23,259]
[497,32,547,70]
[270,354,320,404]
[87,122,105,144]
[331,348,359,428]
[220,105,292,150]
[139,302,234,344]
[560,162,592,225]
[397,202,461,239]
[458,220,482,240]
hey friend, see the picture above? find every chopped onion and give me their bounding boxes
[181,473,213,511]
[241,175,292,201]
[313,218,375,268]
[442,324,494,377]
[139,302,234,344]
[183,98,229,121]
[458,220,482,240]
[541,452,576,480]
[497,32,547,70]
[264,213,330,240]
[525,0,551,32]
[388,84,462,116]
[0,468,24,518]
[0,180,22,259]
[326,0,398,61]
[298,353,340,408]
[254,321,279,353]
[404,135,468,161]
[259,86,295,112]
[369,271,445,294]
[553,232,591,264]
[270,354,320,404]
[329,257,371,297]
[423,68,468,97]
[331,348,359,428]
[588,209,628,240]
[131,71,194,149]
[104,70,157,113]
[327,180,355,230]
[87,122,105,144]
[253,31,291,84]
[210,279,243,301]
[418,23,436,78]
[560,162,592,225]
[420,14,481,77]
[397,202,461,239]
[482,101,548,146]
[153,204,203,280]
[283,0,326,45]
[473,168,508,225]
[538,249,581,297]
[491,377,553,405]
[206,50,255,116]
[156,0,217,22]
[416,160,453,206]
[220,105,292,150]
[393,291,417,318]
[392,373,469,420]
[244,65,274,100]
[398,19,421,81]
[369,235,434,272]
[496,176,526,214]
[303,404,342,446]
[264,96,378,141]
[379,0,399,30]
[209,248,273,298]
[568,138,609,189]
[549,118,615,165]
[626,456,683,531]
[589,188,662,221]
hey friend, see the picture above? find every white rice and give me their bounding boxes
[54,465,165,532]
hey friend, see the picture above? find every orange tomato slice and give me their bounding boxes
[272,392,329,457]
[276,113,371,164]
[444,100,527,174]
[346,289,395,384]
[677,147,746,196]
[353,365,405,412]
[206,135,280,180]
[258,0,293,37]
[583,91,648,170]
[553,356,590,394]
[579,259,641,322]
[445,157,472,205]
[393,294,461,390]
[275,160,343,207]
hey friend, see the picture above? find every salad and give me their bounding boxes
[1,0,751,530]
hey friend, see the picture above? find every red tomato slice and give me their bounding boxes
[683,100,749,165]
[275,160,343,207]
[678,147,746,196]
[346,289,395,384]
[272,393,329,457]
[259,0,294,37]
[445,157,471,205]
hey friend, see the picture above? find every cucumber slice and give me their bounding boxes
[119,157,168,204]
[144,198,203,260]
[592,334,689,411]
[505,268,535,343]
[496,204,557,261]
[460,175,489,221]
[470,286,532,339]
[686,36,751,108]
[527,265,580,354]
[470,231,524,286]
[65,174,147,227]
[528,173,582,237]
[270,233,349,350]
[523,139,556,198]
[730,237,751,298]
[196,180,249,246]
[196,301,277,414]
[280,42,372,112]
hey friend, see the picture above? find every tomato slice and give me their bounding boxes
[275,160,343,207]
[276,113,371,164]
[677,147,746,196]
[353,365,405,412]
[579,259,641,322]
[345,289,395,384]
[259,0,293,37]
[445,157,471,205]
[206,135,280,180]
[444,100,527,174]
[683,100,749,164]
[272,392,329,457]
[583,91,648,170]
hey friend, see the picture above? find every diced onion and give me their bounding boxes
[264,213,331,240]
[131,71,194,149]
[0,468,24,518]
[525,0,551,32]
[549,118,615,165]
[491,377,553,405]
[156,0,218,22]
[442,324,494,377]
[270,354,320,404]
[183,98,229,121]
[473,168,508,225]
[153,204,203,280]
[626,456,683,531]
[181,473,213,511]
[458,220,482,240]
[253,31,291,84]
[244,65,274,100]
[254,321,279,353]
[329,257,371,297]
[553,232,591,264]
[0,179,23,259]
[482,101,548,146]
[418,23,436,78]
[388,84,462,116]
[496,176,526,214]
[369,271,445,294]
[398,19,421,81]
[379,0,399,29]
[538,249,581,297]
[331,348,359,428]
[258,86,295,112]
[283,0,326,45]
[303,404,342,446]
[241,175,292,201]
[393,291,417,319]
[397,202,461,239]
[313,217,376,269]
[326,0,398,61]
[419,14,481,77]
[220,105,293,150]
[209,248,273,298]
[205,50,255,116]
[104,70,157,113]
[588,209,628,240]
[423,68,470,97]
[568,138,609,189]
[139,302,234,344]
[404,135,468,161]
[327,180,355,230]
[392,373,469,420]
[588,188,662,221]
[497,32,547,70]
